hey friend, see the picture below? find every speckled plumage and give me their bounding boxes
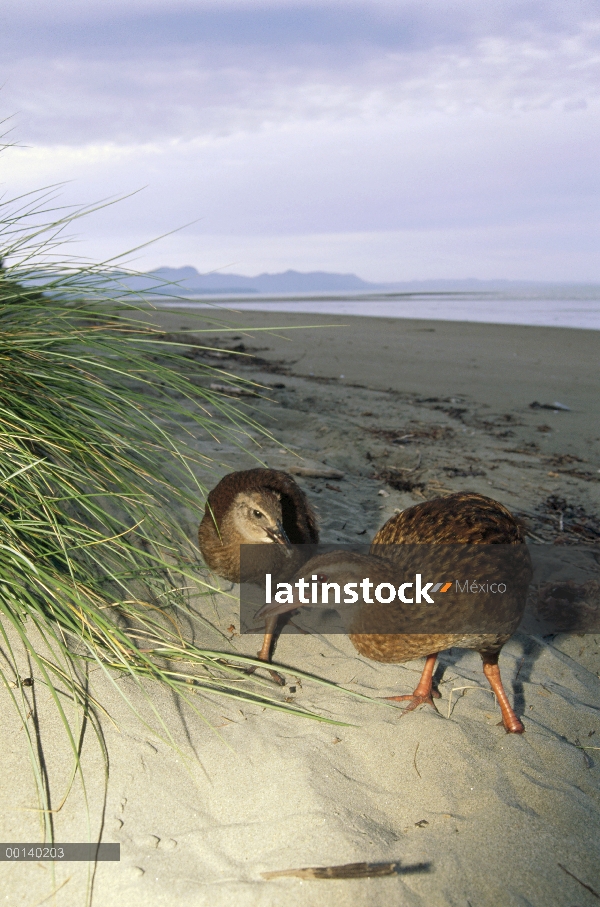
[352,492,531,665]
[371,492,525,546]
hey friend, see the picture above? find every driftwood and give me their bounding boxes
[209,382,258,397]
[287,465,344,479]
[262,861,403,880]
[529,400,571,411]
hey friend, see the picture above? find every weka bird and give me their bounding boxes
[198,468,318,677]
[259,492,531,732]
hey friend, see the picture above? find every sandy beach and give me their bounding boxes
[2,309,599,906]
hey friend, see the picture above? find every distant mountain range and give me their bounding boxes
[124,267,381,294]
[121,267,597,296]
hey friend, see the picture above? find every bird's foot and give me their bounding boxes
[384,688,441,715]
[266,668,286,686]
[244,660,286,686]
[481,658,525,734]
[498,716,525,734]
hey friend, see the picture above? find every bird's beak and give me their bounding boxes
[257,591,302,620]
[265,521,293,554]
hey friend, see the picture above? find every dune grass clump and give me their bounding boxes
[0,188,349,845]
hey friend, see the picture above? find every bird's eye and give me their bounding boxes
[317,574,327,582]
[253,510,263,519]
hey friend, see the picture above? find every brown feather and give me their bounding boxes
[371,492,526,546]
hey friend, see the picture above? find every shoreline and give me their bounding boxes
[152,293,600,331]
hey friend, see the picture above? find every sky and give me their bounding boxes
[1,0,599,281]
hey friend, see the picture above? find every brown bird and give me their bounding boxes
[198,468,318,678]
[259,492,531,733]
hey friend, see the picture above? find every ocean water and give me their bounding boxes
[156,288,600,330]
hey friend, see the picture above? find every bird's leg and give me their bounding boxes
[257,619,275,661]
[385,653,441,714]
[248,615,285,686]
[481,653,524,734]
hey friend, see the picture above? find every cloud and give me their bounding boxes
[2,1,599,144]
[5,100,597,230]
[2,0,599,279]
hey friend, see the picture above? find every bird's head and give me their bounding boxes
[229,489,292,548]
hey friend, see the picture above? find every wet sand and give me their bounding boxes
[158,308,600,457]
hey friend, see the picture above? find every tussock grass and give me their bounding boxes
[0,186,349,854]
